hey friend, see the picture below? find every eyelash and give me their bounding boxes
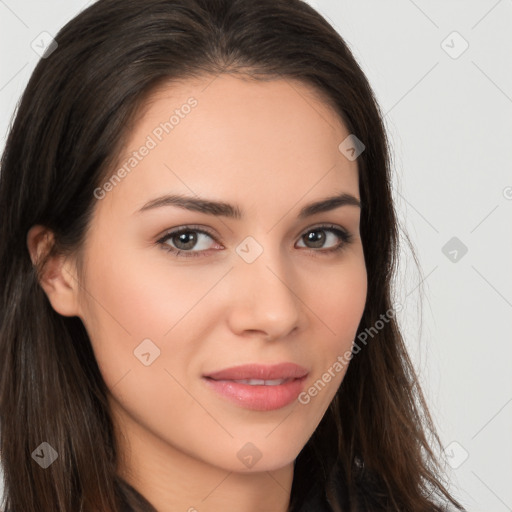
[156,224,353,259]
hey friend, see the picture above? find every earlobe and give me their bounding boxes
[26,225,81,318]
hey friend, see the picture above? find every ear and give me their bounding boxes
[26,225,82,317]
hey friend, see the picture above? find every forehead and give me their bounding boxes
[99,74,359,218]
[126,72,352,160]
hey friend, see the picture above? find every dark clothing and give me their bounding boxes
[120,492,332,512]
[119,482,333,512]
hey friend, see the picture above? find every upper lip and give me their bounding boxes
[203,363,309,381]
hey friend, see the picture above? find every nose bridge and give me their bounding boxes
[228,235,302,338]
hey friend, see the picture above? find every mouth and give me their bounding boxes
[213,378,292,386]
[203,362,309,381]
[202,363,309,411]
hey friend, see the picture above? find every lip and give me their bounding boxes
[203,363,309,381]
[202,363,309,411]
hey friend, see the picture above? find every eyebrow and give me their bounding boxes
[135,192,361,219]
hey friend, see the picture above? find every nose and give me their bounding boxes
[226,245,302,341]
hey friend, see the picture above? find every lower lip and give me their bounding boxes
[202,376,308,411]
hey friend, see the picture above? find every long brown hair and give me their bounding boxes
[0,0,464,510]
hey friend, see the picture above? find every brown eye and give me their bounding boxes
[297,225,352,253]
[157,227,219,258]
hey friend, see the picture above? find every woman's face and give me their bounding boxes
[75,74,367,475]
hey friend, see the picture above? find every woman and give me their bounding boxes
[0,0,465,510]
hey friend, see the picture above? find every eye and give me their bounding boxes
[157,226,219,258]
[296,224,353,254]
[156,224,353,258]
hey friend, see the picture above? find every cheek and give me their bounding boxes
[78,252,210,442]
[311,255,367,346]
[77,246,227,386]
[306,256,367,391]
[81,244,207,337]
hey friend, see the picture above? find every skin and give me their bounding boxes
[28,74,367,512]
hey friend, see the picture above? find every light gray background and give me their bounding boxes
[1,1,511,511]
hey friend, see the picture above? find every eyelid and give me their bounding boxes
[156,224,217,243]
